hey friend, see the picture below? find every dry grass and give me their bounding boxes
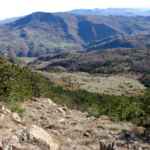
[42,72,145,96]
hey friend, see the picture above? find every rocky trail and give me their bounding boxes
[0,98,149,150]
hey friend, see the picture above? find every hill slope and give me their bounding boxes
[87,34,150,51]
[0,57,52,103]
[0,98,149,150]
[29,48,150,74]
[1,12,150,56]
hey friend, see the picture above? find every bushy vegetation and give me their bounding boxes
[140,74,150,88]
[0,57,150,127]
[31,49,150,75]
[48,85,150,127]
[0,57,50,104]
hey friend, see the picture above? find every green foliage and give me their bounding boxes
[47,84,150,127]
[0,60,51,104]
[8,101,25,114]
[0,58,150,127]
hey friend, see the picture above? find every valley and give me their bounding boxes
[29,48,150,74]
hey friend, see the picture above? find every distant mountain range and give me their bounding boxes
[0,17,20,25]
[70,8,150,16]
[0,9,150,56]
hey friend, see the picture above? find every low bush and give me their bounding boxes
[0,58,51,103]
[48,84,150,127]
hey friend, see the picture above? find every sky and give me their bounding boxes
[0,0,150,20]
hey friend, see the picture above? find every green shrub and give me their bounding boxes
[0,59,51,104]
[47,85,150,127]
[140,74,150,88]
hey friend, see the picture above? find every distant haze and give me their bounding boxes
[0,0,150,20]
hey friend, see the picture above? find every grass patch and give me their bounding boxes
[8,101,25,114]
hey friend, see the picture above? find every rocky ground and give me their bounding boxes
[0,98,149,150]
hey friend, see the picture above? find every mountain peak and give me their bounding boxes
[8,12,59,28]
[30,11,53,18]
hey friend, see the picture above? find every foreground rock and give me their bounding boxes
[0,125,60,150]
[28,125,59,150]
[0,98,149,150]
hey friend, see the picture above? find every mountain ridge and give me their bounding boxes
[70,8,150,16]
[1,11,150,56]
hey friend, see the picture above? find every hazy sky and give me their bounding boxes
[0,0,150,20]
